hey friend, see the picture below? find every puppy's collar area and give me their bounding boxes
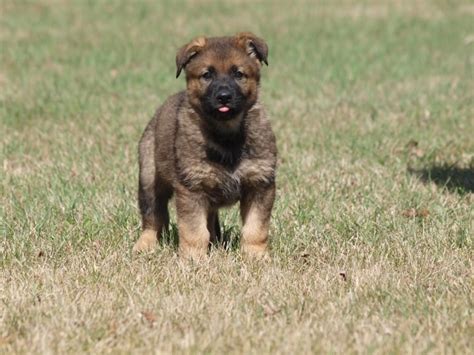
[209,112,245,135]
[205,135,246,169]
[206,145,243,168]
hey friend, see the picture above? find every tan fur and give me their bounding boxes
[240,184,275,258]
[133,33,276,259]
[175,187,210,259]
[133,229,158,252]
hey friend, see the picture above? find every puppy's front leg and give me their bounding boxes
[240,184,276,258]
[176,189,210,260]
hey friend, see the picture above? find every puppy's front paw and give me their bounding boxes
[241,243,270,260]
[133,229,158,253]
[179,244,209,261]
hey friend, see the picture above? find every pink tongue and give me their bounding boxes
[219,106,230,112]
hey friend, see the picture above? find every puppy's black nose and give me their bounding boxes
[216,90,232,104]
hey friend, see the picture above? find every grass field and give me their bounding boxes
[1,0,473,353]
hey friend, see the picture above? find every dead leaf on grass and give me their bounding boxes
[294,251,311,265]
[140,310,157,327]
[108,320,118,335]
[0,336,13,346]
[417,209,430,218]
[401,208,430,218]
[406,140,419,149]
[262,302,281,317]
[406,140,425,157]
[402,208,417,218]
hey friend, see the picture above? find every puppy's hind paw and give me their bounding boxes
[133,229,158,253]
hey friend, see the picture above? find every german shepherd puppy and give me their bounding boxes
[133,33,277,259]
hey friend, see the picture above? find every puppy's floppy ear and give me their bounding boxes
[236,32,269,66]
[175,36,207,78]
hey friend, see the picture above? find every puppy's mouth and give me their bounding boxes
[218,106,230,113]
[212,105,240,121]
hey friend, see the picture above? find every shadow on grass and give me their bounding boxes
[160,223,180,248]
[160,222,241,251]
[409,164,474,194]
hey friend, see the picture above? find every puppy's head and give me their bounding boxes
[176,32,268,121]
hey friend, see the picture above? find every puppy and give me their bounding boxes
[133,32,277,259]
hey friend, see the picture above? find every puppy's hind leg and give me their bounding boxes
[134,178,171,253]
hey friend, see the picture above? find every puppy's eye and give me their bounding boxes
[201,71,212,81]
[234,70,244,80]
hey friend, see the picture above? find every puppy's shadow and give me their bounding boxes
[409,164,474,194]
[160,223,180,248]
[160,223,241,251]
[216,225,241,251]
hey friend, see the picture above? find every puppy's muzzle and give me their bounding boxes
[216,87,232,105]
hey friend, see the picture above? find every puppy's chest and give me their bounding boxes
[178,154,274,205]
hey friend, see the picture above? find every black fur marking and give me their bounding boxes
[205,118,246,169]
[138,179,154,216]
[206,145,242,168]
[201,76,246,120]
